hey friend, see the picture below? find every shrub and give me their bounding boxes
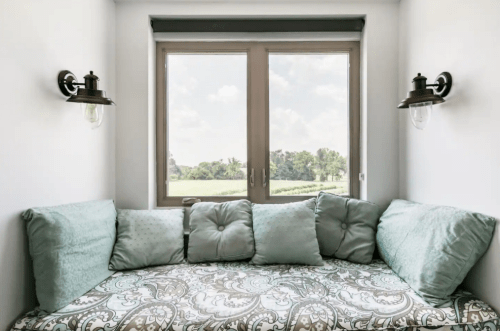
[274,184,338,196]
[271,183,319,194]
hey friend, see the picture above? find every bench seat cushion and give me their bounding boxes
[12,259,499,331]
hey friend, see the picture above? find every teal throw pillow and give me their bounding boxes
[315,192,380,264]
[188,200,254,263]
[251,199,323,266]
[109,209,185,270]
[23,200,117,313]
[377,199,496,306]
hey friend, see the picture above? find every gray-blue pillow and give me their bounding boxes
[251,199,323,266]
[109,209,185,270]
[315,192,380,264]
[377,199,496,306]
[188,200,254,263]
[23,200,116,313]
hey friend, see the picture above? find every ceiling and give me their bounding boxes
[114,0,400,3]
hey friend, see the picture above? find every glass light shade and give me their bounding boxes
[81,103,104,129]
[409,101,432,130]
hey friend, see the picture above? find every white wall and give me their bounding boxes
[0,0,116,329]
[115,1,400,210]
[399,0,500,311]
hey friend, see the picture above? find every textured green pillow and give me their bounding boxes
[377,199,496,306]
[22,200,117,313]
[188,200,254,263]
[109,209,185,270]
[315,192,380,264]
[251,199,323,265]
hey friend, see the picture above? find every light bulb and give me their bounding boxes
[81,103,104,129]
[409,101,432,130]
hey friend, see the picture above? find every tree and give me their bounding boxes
[168,153,182,179]
[293,151,316,181]
[210,160,227,179]
[179,165,192,179]
[315,148,331,181]
[315,148,347,181]
[328,153,347,180]
[225,157,244,180]
[271,150,297,180]
[270,161,277,178]
[188,162,215,180]
[173,149,345,182]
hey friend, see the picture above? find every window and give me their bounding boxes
[157,42,360,206]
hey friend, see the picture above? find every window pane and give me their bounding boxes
[269,53,349,196]
[167,54,247,196]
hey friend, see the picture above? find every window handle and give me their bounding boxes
[182,198,201,206]
[250,168,255,187]
[262,168,267,188]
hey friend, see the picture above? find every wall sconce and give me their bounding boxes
[58,70,115,129]
[398,72,452,130]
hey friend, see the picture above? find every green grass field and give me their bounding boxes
[168,179,348,196]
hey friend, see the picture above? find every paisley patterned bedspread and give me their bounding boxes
[12,259,499,331]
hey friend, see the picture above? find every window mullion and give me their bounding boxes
[248,43,268,204]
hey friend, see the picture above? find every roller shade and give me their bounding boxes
[151,18,365,33]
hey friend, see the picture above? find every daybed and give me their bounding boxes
[12,258,499,331]
[14,197,498,331]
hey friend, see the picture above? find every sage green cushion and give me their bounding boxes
[377,199,496,306]
[22,200,117,313]
[315,192,380,264]
[109,209,185,270]
[251,199,323,266]
[188,200,254,263]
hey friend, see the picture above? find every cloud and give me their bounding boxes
[208,85,240,104]
[269,69,290,93]
[169,107,211,144]
[168,77,198,106]
[308,55,348,72]
[270,107,348,156]
[168,106,247,167]
[274,54,348,78]
[313,84,348,104]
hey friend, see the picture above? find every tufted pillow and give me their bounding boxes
[188,200,254,263]
[315,192,380,264]
[109,209,185,270]
[251,198,323,266]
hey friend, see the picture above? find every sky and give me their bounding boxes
[167,52,348,168]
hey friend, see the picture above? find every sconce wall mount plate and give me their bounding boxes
[433,72,452,97]
[58,70,78,96]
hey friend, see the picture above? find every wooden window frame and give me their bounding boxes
[156,41,360,207]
